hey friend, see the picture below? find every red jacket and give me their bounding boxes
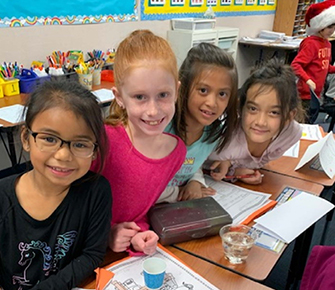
[291,35,335,100]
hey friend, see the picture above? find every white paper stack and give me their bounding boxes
[258,30,285,40]
[254,193,334,243]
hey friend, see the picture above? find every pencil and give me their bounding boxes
[203,169,264,179]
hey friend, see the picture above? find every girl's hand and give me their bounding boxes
[131,230,159,255]
[306,79,316,91]
[209,160,231,181]
[235,168,263,185]
[178,181,216,201]
[109,222,141,252]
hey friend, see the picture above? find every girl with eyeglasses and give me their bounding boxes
[0,80,112,289]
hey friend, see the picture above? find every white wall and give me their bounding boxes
[0,14,275,171]
[0,14,274,84]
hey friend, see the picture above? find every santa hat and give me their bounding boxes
[305,0,335,35]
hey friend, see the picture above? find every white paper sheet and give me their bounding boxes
[205,176,271,224]
[92,88,115,103]
[295,133,335,178]
[301,124,323,141]
[254,193,334,243]
[319,134,335,178]
[0,104,25,124]
[283,140,300,158]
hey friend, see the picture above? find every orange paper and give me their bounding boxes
[94,267,115,290]
[241,200,277,225]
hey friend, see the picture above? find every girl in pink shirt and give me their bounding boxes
[91,30,186,256]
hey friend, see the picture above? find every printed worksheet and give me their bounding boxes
[300,124,323,141]
[205,176,271,224]
[103,246,218,290]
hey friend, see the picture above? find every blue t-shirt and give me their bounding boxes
[166,123,219,186]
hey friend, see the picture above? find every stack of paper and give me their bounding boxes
[92,88,115,103]
[254,193,334,243]
[258,30,285,40]
[0,104,25,124]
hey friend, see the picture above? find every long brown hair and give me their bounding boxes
[172,42,238,153]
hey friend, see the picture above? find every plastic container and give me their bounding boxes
[149,197,232,245]
[17,69,51,93]
[171,18,216,31]
[101,70,114,82]
[0,82,3,98]
[0,78,20,96]
[45,67,79,82]
[78,73,93,90]
[217,37,235,50]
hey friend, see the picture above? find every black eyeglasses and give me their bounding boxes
[27,129,97,158]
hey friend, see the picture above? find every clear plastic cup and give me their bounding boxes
[220,224,257,264]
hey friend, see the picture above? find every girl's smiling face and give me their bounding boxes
[22,107,96,191]
[186,66,232,130]
[242,84,282,150]
[114,63,178,138]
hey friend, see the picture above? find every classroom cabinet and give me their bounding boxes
[273,0,316,37]
[167,27,239,68]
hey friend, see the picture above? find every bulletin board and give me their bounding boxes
[142,0,276,20]
[0,0,137,28]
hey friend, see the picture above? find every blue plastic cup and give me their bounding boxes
[142,257,166,289]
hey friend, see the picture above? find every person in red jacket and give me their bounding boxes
[291,0,335,124]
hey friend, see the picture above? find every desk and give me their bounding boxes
[81,247,273,290]
[263,139,335,187]
[0,81,114,168]
[263,136,335,247]
[172,170,324,288]
[238,39,299,65]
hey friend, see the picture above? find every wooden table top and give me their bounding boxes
[263,139,335,187]
[81,246,273,290]
[173,170,324,281]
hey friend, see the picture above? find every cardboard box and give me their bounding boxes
[149,197,232,245]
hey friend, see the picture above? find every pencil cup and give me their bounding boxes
[220,224,257,264]
[78,73,93,90]
[142,257,166,289]
[92,68,102,86]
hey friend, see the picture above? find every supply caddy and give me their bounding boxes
[45,67,79,82]
[0,78,20,96]
[16,69,51,94]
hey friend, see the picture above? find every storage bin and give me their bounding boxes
[45,67,79,82]
[17,69,51,93]
[149,197,232,245]
[217,37,235,50]
[171,18,216,31]
[0,78,20,96]
[0,81,4,98]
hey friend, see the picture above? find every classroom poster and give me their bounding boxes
[0,0,137,28]
[142,0,276,20]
